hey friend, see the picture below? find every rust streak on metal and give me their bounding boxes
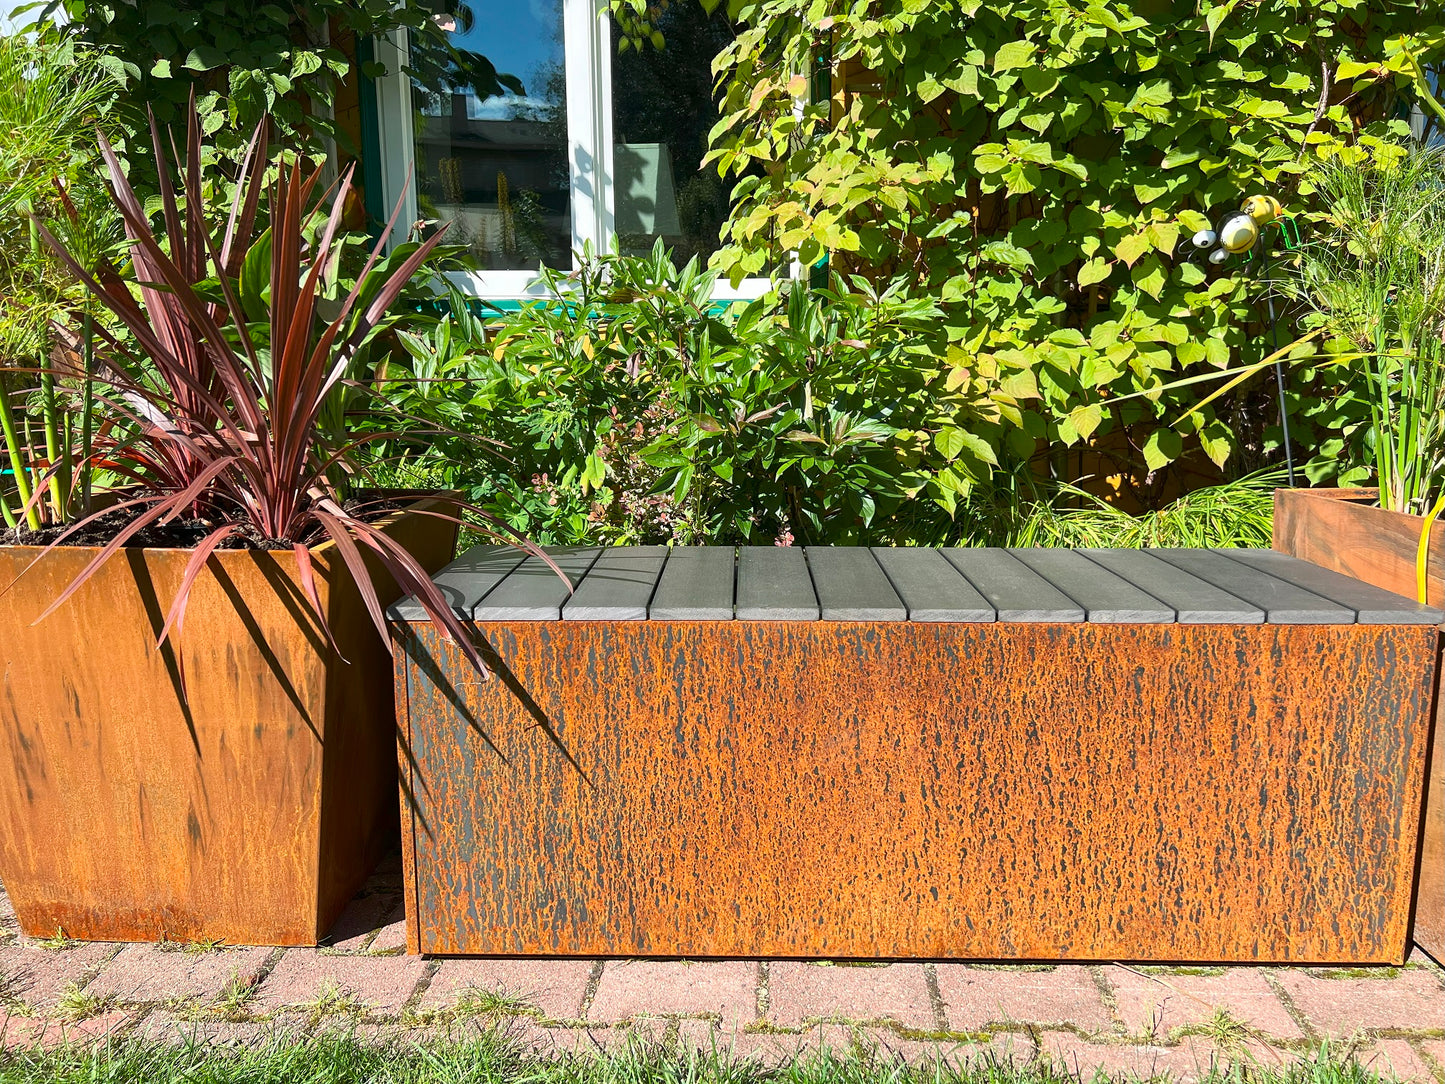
[1274,486,1445,962]
[399,619,1436,963]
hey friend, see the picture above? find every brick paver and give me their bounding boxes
[1273,967,1445,1038]
[1,865,1443,1082]
[1,1008,130,1050]
[588,960,758,1029]
[766,962,935,1032]
[253,950,428,1015]
[935,964,1113,1034]
[419,958,593,1021]
[1104,966,1307,1041]
[323,890,403,953]
[86,943,272,1004]
[1366,1040,1441,1083]
[367,899,410,954]
[0,940,117,1011]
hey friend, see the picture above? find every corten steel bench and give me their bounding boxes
[389,546,1443,963]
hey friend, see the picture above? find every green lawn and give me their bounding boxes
[0,1033,1398,1084]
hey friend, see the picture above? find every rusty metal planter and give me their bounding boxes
[1273,487,1445,963]
[394,545,1441,963]
[0,496,457,946]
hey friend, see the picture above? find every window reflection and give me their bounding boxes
[611,7,741,263]
[411,0,571,270]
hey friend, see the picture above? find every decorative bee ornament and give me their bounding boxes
[1190,194,1288,264]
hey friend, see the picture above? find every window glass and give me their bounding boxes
[410,0,571,269]
[610,9,739,263]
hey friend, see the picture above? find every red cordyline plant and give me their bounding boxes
[6,106,546,677]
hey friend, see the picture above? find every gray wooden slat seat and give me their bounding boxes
[870,547,995,621]
[395,544,1435,627]
[806,548,906,620]
[1009,548,1174,623]
[648,546,735,620]
[735,546,819,620]
[1079,549,1264,624]
[942,548,1085,622]
[1149,548,1354,624]
[470,547,600,621]
[1219,548,1445,625]
[387,545,527,621]
[561,546,667,621]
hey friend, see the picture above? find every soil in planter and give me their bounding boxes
[1,494,413,551]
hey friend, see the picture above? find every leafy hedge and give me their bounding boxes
[707,0,1445,503]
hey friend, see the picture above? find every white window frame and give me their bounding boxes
[371,0,776,302]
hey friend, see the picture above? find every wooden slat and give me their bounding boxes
[562,547,668,621]
[649,547,735,620]
[805,548,906,621]
[1009,548,1174,623]
[1081,549,1263,624]
[388,545,527,621]
[1149,548,1354,624]
[735,547,819,620]
[941,548,1085,622]
[1219,548,1445,625]
[870,548,995,622]
[470,547,600,621]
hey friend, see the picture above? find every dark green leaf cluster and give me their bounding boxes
[27,0,447,177]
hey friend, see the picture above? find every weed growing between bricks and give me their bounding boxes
[0,1031,1410,1084]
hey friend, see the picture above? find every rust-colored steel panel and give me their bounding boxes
[1274,487,1445,963]
[398,620,1436,963]
[0,499,457,945]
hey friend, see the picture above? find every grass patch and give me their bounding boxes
[53,982,111,1022]
[34,928,76,951]
[453,985,536,1018]
[1009,472,1282,549]
[298,980,368,1025]
[0,1032,1402,1084]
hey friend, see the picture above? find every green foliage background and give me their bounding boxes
[706,0,1444,505]
[16,0,1445,544]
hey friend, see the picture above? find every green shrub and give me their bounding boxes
[707,0,1445,501]
[377,246,1289,548]
[377,244,1043,546]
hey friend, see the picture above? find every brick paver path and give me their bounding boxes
[2,858,1442,1082]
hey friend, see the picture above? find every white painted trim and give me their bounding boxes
[444,269,561,300]
[372,28,418,249]
[563,0,606,258]
[712,278,775,302]
[445,268,775,303]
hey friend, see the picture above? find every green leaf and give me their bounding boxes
[1070,403,1104,439]
[993,40,1035,72]
[1113,232,1151,267]
[183,45,228,72]
[934,426,966,460]
[1077,258,1112,287]
[1142,428,1183,471]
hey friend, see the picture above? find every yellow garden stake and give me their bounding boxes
[1417,492,1444,605]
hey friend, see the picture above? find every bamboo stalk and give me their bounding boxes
[40,356,65,520]
[0,371,40,530]
[80,311,94,513]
